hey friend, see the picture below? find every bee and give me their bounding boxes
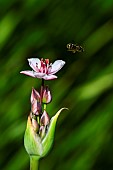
[67,43,84,53]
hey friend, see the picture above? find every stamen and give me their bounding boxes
[45,59,49,65]
[43,63,47,73]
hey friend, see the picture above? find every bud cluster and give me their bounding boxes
[30,85,52,139]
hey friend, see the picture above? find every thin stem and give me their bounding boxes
[30,156,39,170]
[44,104,47,110]
[42,78,44,87]
[40,79,44,104]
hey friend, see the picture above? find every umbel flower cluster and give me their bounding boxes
[20,58,66,159]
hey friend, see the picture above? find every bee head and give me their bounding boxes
[66,43,72,49]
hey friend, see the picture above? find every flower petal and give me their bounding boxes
[28,58,41,72]
[43,74,57,80]
[20,70,35,77]
[49,60,65,74]
[33,72,46,79]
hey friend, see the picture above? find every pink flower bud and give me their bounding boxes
[39,126,46,139]
[31,88,42,115]
[31,88,40,103]
[40,110,50,126]
[42,86,52,104]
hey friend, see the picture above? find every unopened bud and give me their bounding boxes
[31,88,40,103]
[31,101,42,115]
[40,110,50,126]
[32,118,39,132]
[42,86,52,104]
[39,126,46,139]
[31,88,42,115]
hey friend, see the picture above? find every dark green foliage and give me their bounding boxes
[0,0,113,169]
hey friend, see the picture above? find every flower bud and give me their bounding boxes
[40,110,50,126]
[31,88,42,115]
[39,126,46,139]
[31,88,40,103]
[32,118,39,132]
[31,101,42,115]
[42,86,52,104]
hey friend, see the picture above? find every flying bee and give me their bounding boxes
[67,43,84,53]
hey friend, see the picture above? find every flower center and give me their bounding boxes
[36,58,52,74]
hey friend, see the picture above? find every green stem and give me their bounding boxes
[30,156,39,170]
[40,79,44,104]
[44,104,47,110]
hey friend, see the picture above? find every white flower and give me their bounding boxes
[20,58,65,80]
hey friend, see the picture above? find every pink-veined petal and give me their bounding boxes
[20,70,35,77]
[28,58,41,72]
[43,74,57,80]
[33,72,46,79]
[49,60,65,74]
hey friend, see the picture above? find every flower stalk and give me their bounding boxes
[30,156,39,170]
[40,79,44,104]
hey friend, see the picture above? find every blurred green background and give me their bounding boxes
[0,0,113,170]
